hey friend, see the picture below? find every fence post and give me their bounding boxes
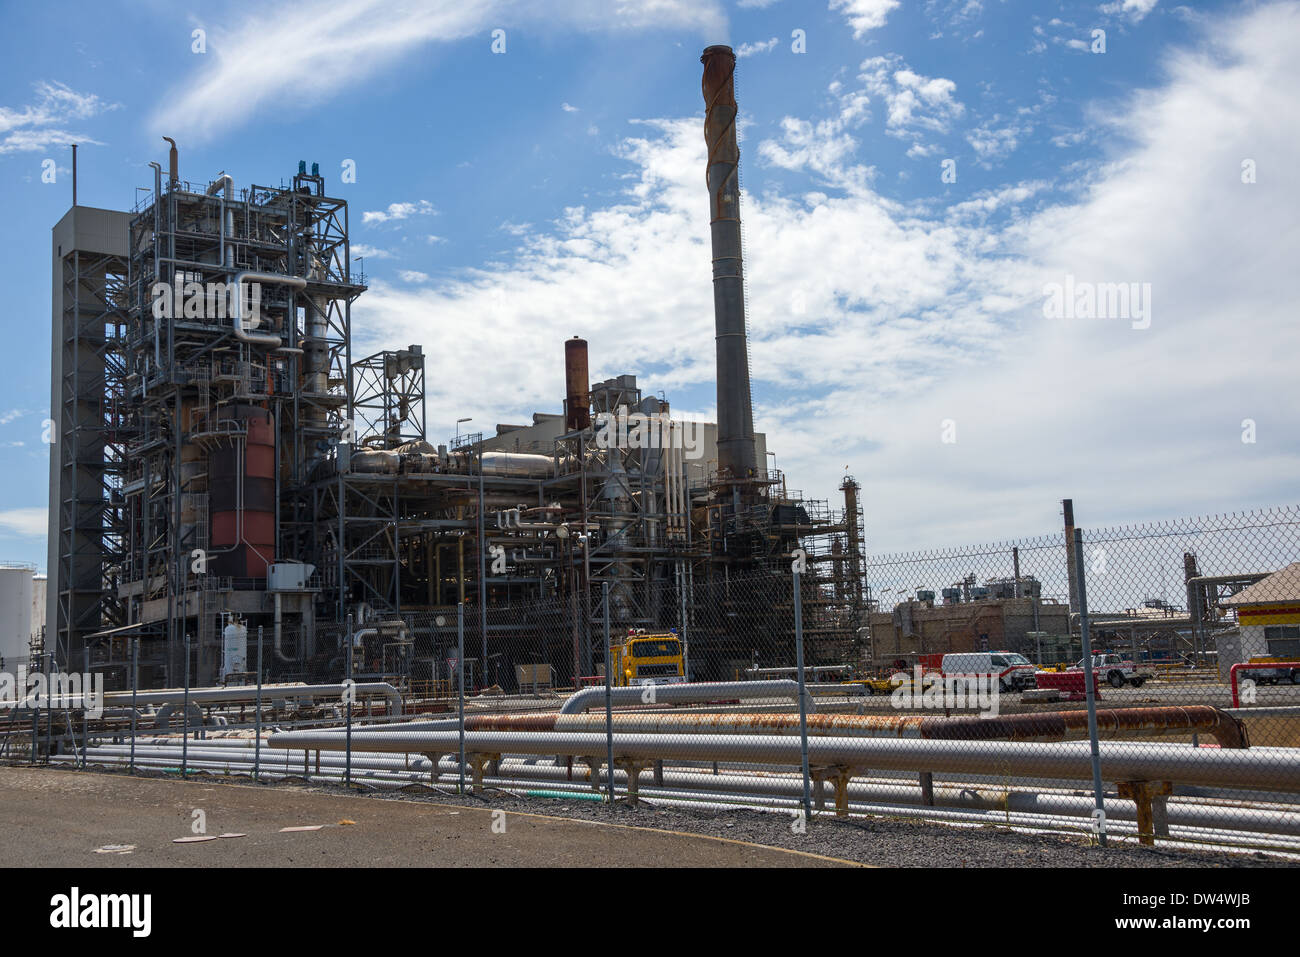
[129,635,138,775]
[181,632,190,778]
[603,581,614,804]
[478,449,488,683]
[679,584,689,682]
[1072,527,1107,847]
[30,674,38,764]
[43,652,51,762]
[345,613,354,787]
[457,602,466,795]
[254,626,263,782]
[792,566,813,824]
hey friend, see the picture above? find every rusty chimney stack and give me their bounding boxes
[701,45,757,486]
[564,336,591,432]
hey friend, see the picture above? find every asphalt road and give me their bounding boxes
[0,765,852,868]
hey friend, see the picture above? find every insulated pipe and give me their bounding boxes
[205,174,233,197]
[34,682,403,717]
[266,729,1300,792]
[64,750,1300,850]
[232,270,306,346]
[148,162,163,372]
[71,743,1300,846]
[558,680,812,714]
[447,705,1247,749]
[273,591,290,662]
[206,175,235,268]
[71,744,1300,842]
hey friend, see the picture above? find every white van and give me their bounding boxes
[941,652,1037,692]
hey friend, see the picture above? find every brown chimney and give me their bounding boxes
[564,336,591,432]
[701,45,757,484]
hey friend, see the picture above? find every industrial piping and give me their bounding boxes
[282,704,1245,749]
[454,704,1247,749]
[232,270,306,346]
[557,680,813,714]
[25,682,403,718]
[268,729,1300,793]
[81,743,1300,842]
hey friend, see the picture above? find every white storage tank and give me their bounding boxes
[31,573,46,639]
[222,617,248,678]
[0,563,35,669]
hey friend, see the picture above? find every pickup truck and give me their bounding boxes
[1069,653,1154,688]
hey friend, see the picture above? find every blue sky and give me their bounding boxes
[2,0,1298,570]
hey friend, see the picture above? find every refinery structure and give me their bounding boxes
[44,47,867,691]
[15,31,1300,874]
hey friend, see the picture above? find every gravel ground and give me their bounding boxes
[0,765,840,868]
[105,764,1293,868]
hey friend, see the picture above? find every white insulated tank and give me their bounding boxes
[31,574,46,638]
[222,618,248,677]
[0,565,34,669]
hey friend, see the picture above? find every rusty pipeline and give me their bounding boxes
[461,705,1247,749]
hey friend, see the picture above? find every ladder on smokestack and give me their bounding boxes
[738,130,757,477]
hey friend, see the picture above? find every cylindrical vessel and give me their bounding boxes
[209,405,276,580]
[564,336,590,432]
[222,619,248,677]
[0,564,34,667]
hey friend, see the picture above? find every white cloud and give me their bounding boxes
[1101,0,1159,24]
[0,508,47,538]
[830,0,901,39]
[854,55,964,154]
[759,115,872,191]
[1050,130,1088,149]
[562,102,580,113]
[965,119,1027,163]
[736,38,779,58]
[151,0,727,142]
[398,270,430,283]
[344,2,1299,552]
[363,200,437,225]
[925,0,984,28]
[759,74,874,189]
[351,244,392,259]
[0,81,115,154]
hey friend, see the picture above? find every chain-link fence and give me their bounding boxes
[4,503,1299,856]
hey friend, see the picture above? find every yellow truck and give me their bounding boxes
[609,630,686,687]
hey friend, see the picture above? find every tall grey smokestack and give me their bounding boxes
[701,45,757,485]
